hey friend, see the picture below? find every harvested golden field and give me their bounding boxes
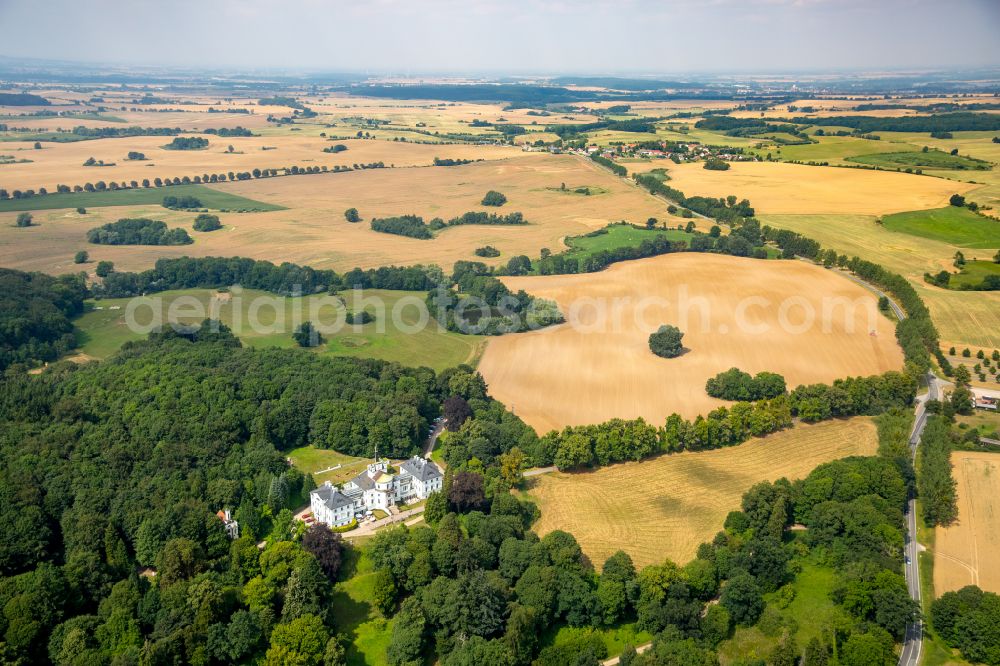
[479,253,903,432]
[527,418,878,568]
[934,451,1000,595]
[0,134,524,193]
[757,213,1000,350]
[0,154,675,275]
[662,161,975,215]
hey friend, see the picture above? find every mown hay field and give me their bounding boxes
[526,418,878,568]
[934,451,1000,595]
[479,253,903,433]
[0,134,525,192]
[661,161,975,215]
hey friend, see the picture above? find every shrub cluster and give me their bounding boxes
[86,218,193,246]
[706,368,786,401]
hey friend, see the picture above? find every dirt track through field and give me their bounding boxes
[479,253,904,432]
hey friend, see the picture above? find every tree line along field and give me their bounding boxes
[73,288,484,371]
[478,252,904,433]
[525,417,878,568]
[933,451,1000,596]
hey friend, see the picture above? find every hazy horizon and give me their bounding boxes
[1,0,998,76]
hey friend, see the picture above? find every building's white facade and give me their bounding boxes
[310,456,444,527]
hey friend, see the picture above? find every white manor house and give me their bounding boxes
[310,454,444,527]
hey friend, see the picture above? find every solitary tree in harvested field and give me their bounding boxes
[193,214,222,232]
[15,212,33,227]
[344,207,361,223]
[74,250,89,264]
[649,325,684,358]
[481,190,507,206]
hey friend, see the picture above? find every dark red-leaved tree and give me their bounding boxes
[448,471,486,513]
[302,525,345,580]
[443,395,472,432]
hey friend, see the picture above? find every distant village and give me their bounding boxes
[522,139,760,165]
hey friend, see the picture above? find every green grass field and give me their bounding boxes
[330,549,393,666]
[559,224,695,263]
[881,206,1000,249]
[950,260,1000,289]
[769,134,920,164]
[849,150,991,171]
[74,288,484,371]
[0,184,284,212]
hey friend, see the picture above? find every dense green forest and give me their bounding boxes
[0,268,86,371]
[0,327,450,664]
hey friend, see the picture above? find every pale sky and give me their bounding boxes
[1,0,998,75]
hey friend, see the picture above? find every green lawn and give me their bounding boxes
[330,549,393,666]
[74,288,484,371]
[881,207,1000,249]
[956,410,1000,438]
[949,260,1000,289]
[848,150,992,171]
[0,184,284,212]
[287,446,371,486]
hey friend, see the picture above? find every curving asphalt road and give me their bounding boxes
[899,373,941,666]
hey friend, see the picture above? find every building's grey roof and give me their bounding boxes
[400,456,443,483]
[348,470,375,491]
[311,485,354,511]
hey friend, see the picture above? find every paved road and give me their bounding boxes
[423,420,444,458]
[899,373,940,666]
[837,270,906,321]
